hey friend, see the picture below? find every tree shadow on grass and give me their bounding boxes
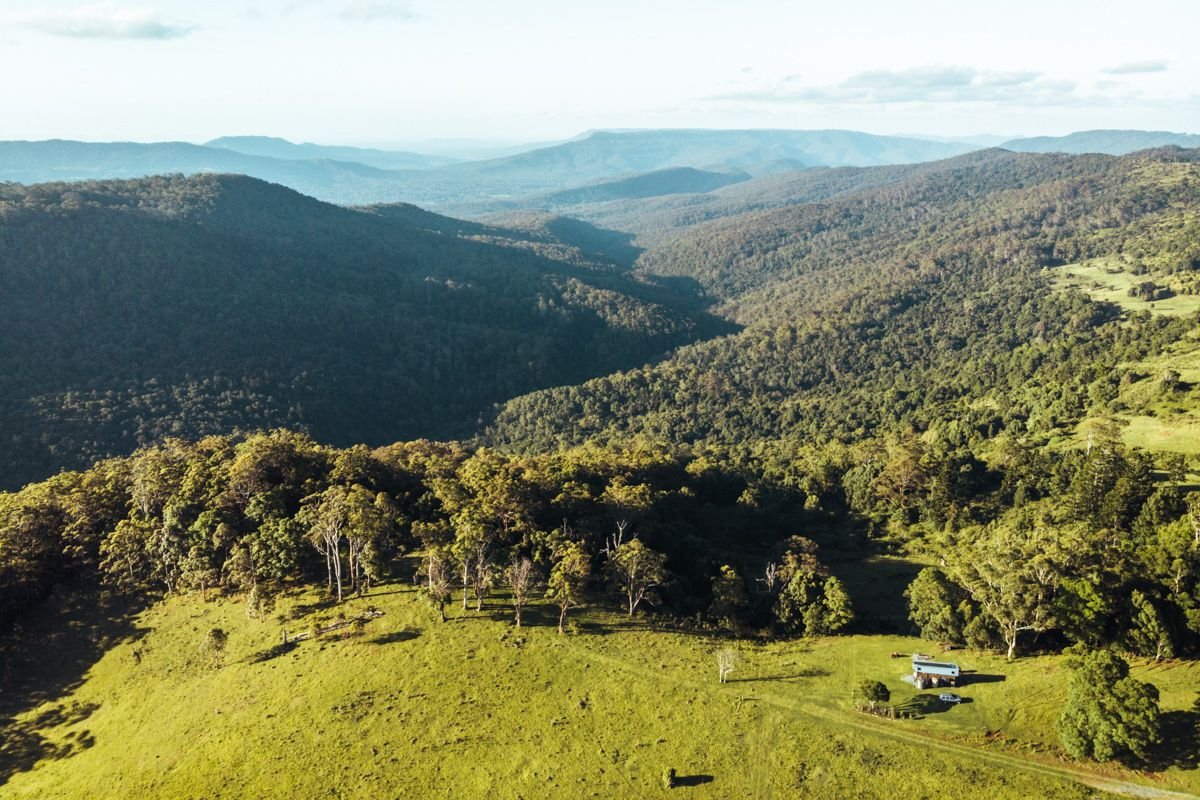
[0,590,147,787]
[894,693,973,718]
[0,701,100,785]
[366,630,419,646]
[248,639,299,663]
[286,597,338,621]
[1142,709,1200,772]
[958,672,1006,686]
[728,668,830,683]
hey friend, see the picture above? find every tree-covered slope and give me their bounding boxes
[536,167,750,206]
[484,147,1200,452]
[0,174,727,488]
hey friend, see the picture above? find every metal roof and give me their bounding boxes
[911,657,960,675]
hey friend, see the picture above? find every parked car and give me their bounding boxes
[939,693,962,704]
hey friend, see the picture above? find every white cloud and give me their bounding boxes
[706,66,1088,107]
[337,1,416,21]
[15,3,198,40]
[1103,60,1169,75]
[280,0,416,22]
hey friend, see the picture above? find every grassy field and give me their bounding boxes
[3,576,1198,800]
[1050,258,1200,317]
[1066,327,1200,457]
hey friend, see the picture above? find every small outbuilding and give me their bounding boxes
[912,655,960,689]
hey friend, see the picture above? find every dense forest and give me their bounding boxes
[2,426,1197,665]
[0,174,728,488]
[486,147,1200,452]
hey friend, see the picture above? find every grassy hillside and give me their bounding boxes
[0,174,726,488]
[4,581,1196,799]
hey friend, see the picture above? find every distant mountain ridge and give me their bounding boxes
[1002,129,1200,155]
[205,135,460,170]
[0,130,979,208]
[5,129,1196,212]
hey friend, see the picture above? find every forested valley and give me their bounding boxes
[3,144,1200,797]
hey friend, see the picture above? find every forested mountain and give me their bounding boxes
[535,167,750,207]
[0,174,727,489]
[433,129,976,207]
[1003,129,1200,155]
[485,147,1200,452]
[204,136,459,170]
[550,148,1022,246]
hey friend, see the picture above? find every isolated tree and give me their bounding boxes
[716,648,739,683]
[546,540,591,634]
[607,538,668,616]
[1057,649,1162,762]
[200,627,228,668]
[857,679,890,710]
[506,556,537,628]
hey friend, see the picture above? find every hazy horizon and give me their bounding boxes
[1,0,1197,145]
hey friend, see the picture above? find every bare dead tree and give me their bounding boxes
[758,561,780,594]
[506,556,537,628]
[423,550,453,623]
[716,649,739,683]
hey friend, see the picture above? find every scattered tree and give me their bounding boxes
[1057,649,1162,763]
[506,556,537,628]
[857,679,890,710]
[546,541,591,634]
[199,627,228,668]
[607,538,668,616]
[422,549,454,623]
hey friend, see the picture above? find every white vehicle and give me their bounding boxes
[939,693,962,704]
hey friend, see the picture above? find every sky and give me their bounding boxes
[0,0,1196,147]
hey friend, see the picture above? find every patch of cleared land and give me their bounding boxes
[3,579,1197,799]
[1051,257,1200,317]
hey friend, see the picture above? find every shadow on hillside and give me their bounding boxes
[367,630,420,646]
[826,555,926,634]
[0,590,148,786]
[958,671,1006,686]
[248,639,299,663]
[728,667,829,684]
[1142,709,1200,772]
[286,597,338,620]
[894,693,974,719]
